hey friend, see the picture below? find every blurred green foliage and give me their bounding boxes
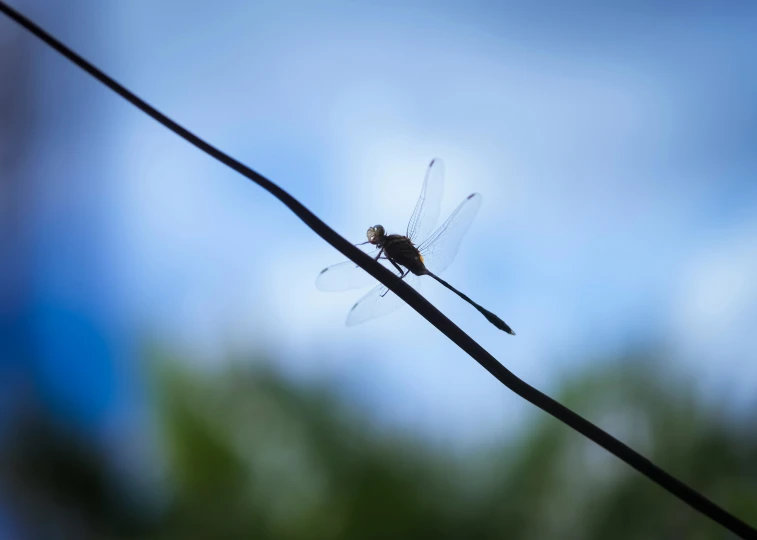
[4,350,756,539]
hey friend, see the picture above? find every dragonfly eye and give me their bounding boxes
[366,225,385,244]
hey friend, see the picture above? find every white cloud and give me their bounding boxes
[669,220,757,401]
[102,0,757,443]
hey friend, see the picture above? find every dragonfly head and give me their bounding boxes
[366,225,385,245]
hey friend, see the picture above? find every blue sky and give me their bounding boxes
[3,0,757,451]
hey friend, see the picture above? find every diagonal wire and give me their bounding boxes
[1,3,754,538]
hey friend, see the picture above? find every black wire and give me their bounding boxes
[2,3,754,538]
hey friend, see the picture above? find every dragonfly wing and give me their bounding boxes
[406,158,444,243]
[345,273,421,326]
[316,249,388,292]
[418,193,482,274]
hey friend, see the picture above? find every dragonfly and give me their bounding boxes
[316,158,515,335]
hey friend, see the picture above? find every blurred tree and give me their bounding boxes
[5,349,756,539]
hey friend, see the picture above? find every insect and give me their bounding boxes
[316,158,514,335]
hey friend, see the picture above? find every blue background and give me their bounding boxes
[1,0,756,507]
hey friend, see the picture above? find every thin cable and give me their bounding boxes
[1,4,754,538]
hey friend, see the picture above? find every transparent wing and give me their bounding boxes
[406,158,444,243]
[316,249,389,292]
[345,273,421,326]
[418,193,482,274]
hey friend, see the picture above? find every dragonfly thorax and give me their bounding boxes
[366,224,386,245]
[382,234,427,276]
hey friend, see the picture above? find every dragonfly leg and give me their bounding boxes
[380,259,408,297]
[388,258,405,276]
[380,275,408,297]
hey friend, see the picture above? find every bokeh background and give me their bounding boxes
[2,1,756,538]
